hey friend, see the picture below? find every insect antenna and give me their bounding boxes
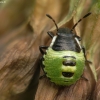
[46,14,58,31]
[71,12,91,31]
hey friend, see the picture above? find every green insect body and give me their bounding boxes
[39,13,91,86]
[43,48,85,86]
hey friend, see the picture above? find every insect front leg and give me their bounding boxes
[47,31,54,38]
[39,46,48,55]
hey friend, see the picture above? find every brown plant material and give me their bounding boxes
[0,0,99,100]
[0,0,40,100]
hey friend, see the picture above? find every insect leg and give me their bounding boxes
[82,46,92,64]
[39,74,46,79]
[82,46,86,58]
[39,57,46,79]
[81,76,88,81]
[47,31,54,38]
[39,46,48,55]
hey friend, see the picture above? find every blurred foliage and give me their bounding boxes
[0,0,100,100]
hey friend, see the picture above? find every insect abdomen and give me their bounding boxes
[43,48,85,86]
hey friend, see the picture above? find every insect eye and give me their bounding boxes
[63,60,76,66]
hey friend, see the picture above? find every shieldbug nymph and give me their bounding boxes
[39,13,91,86]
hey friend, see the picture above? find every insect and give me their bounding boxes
[39,13,91,86]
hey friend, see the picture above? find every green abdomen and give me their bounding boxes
[43,48,85,86]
